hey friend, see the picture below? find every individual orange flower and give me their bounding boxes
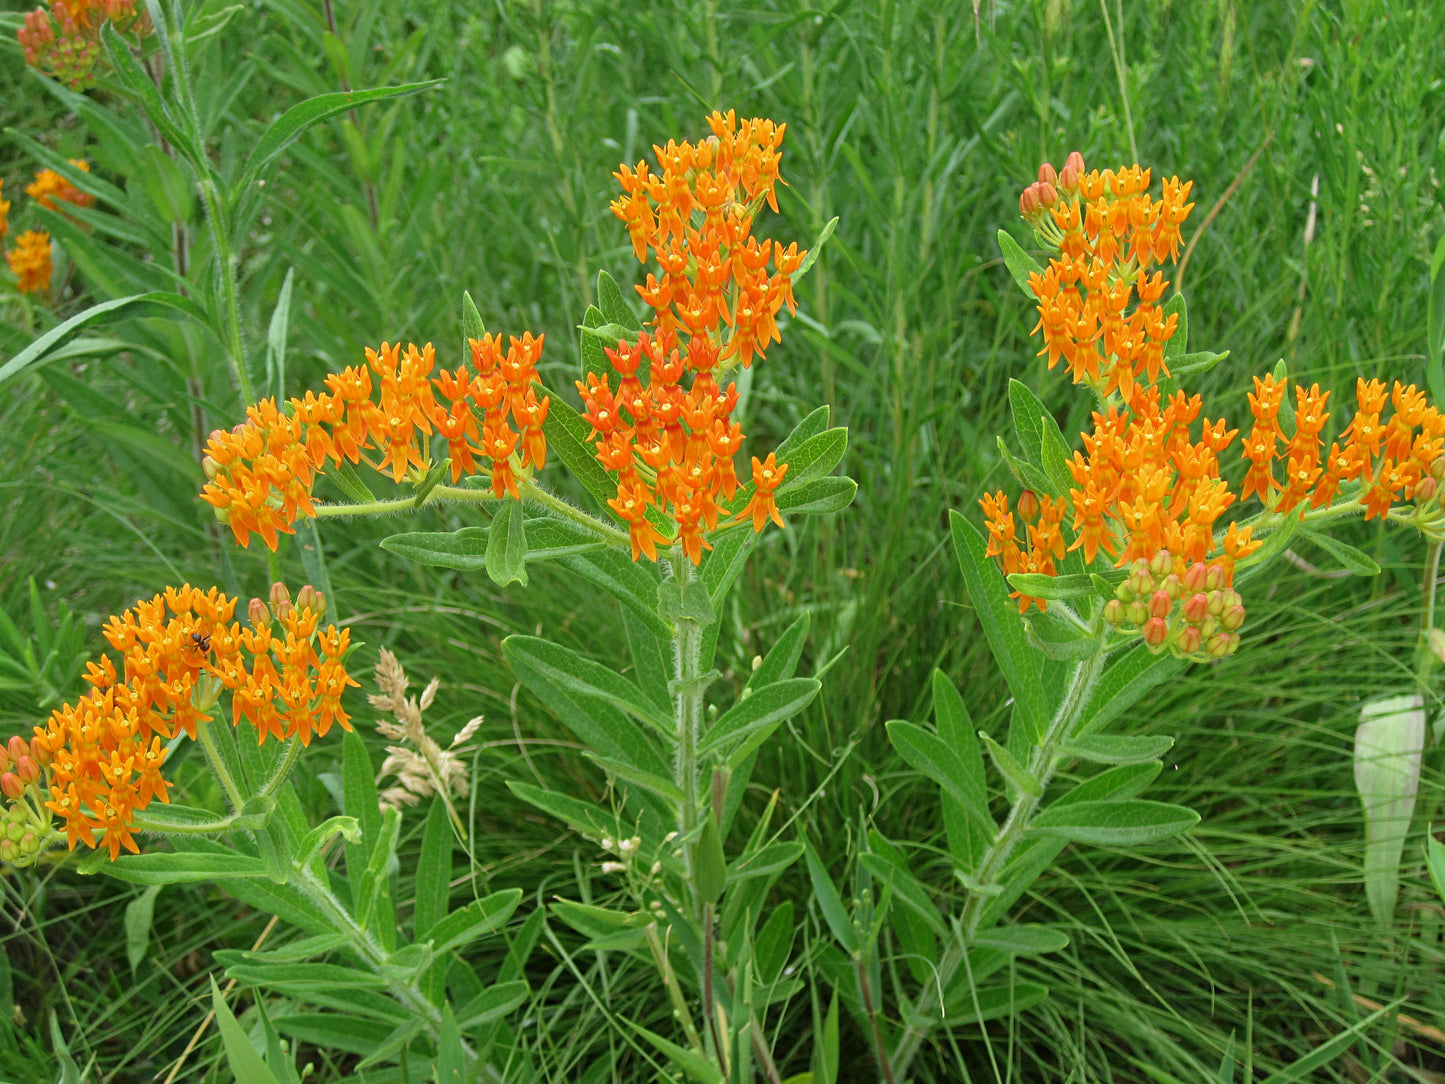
[26,582,355,861]
[7,230,51,294]
[201,338,548,548]
[740,453,788,533]
[26,160,94,211]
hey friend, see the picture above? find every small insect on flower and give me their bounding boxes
[189,631,211,653]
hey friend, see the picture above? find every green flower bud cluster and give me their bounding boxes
[1102,550,1245,662]
[0,800,44,867]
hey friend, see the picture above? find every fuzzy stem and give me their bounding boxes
[672,556,705,915]
[890,647,1106,1078]
[193,716,246,814]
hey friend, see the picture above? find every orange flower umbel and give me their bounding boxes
[200,337,548,548]
[26,160,94,211]
[17,0,144,88]
[7,230,52,294]
[1019,152,1194,405]
[13,583,356,863]
[593,111,807,563]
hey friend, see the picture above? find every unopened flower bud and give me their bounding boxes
[1142,617,1169,647]
[1017,489,1041,523]
[1182,593,1210,624]
[1204,563,1227,591]
[15,756,38,785]
[1208,591,1226,618]
[1036,181,1058,207]
[19,832,37,855]
[1149,550,1173,579]
[1059,153,1085,194]
[1416,477,1438,503]
[1148,590,1172,620]
[0,774,22,801]
[1431,457,1445,483]
[202,456,221,480]
[1207,632,1234,659]
[1104,599,1126,627]
[1020,185,1041,219]
[1128,565,1154,598]
[1220,604,1246,632]
[4,818,23,840]
[29,737,50,768]
[269,582,291,610]
[0,838,17,863]
[1220,589,1241,611]
[1182,562,1208,593]
[1126,600,1150,627]
[296,585,323,613]
[7,736,26,763]
[1115,583,1137,603]
[1199,616,1218,638]
[1176,626,1203,655]
[1161,573,1182,601]
[248,597,270,627]
[0,751,10,776]
[1038,162,1058,187]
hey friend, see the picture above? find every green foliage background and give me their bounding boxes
[2,0,1444,1080]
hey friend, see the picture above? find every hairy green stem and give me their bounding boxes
[193,716,246,814]
[258,737,303,799]
[672,556,705,913]
[891,648,1106,1078]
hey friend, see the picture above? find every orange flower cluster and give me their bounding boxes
[981,386,1261,613]
[612,110,806,371]
[200,337,548,549]
[979,489,1067,612]
[577,329,787,563]
[17,0,141,88]
[7,230,52,294]
[1020,152,1195,404]
[588,112,809,564]
[1240,375,1445,518]
[26,160,94,211]
[27,583,354,859]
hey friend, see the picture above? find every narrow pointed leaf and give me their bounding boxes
[1028,799,1199,845]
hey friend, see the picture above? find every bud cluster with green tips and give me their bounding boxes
[1103,550,1245,661]
[0,733,55,868]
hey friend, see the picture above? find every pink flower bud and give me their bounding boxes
[296,585,323,613]
[202,456,221,480]
[1128,565,1154,598]
[1148,590,1172,620]
[15,757,38,785]
[269,582,291,610]
[1,774,23,800]
[29,736,51,768]
[1020,185,1041,218]
[1182,562,1208,593]
[0,838,17,863]
[0,751,10,776]
[249,597,270,627]
[1177,626,1202,655]
[1416,477,1438,503]
[1036,181,1058,207]
[7,736,26,763]
[1142,617,1169,647]
[1038,162,1058,187]
[1182,593,1210,624]
[1016,490,1041,523]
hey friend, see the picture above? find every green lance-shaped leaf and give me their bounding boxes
[943,981,1051,1025]
[1007,378,1073,497]
[1028,798,1200,845]
[950,511,1048,745]
[1059,734,1176,765]
[462,290,486,351]
[0,293,211,386]
[1428,827,1445,907]
[98,24,198,170]
[629,1020,725,1084]
[503,635,672,735]
[753,901,796,985]
[1354,693,1425,925]
[124,885,163,973]
[972,925,1070,955]
[104,850,271,885]
[596,269,642,334]
[540,388,621,513]
[506,781,614,839]
[932,669,992,872]
[776,476,857,516]
[791,215,838,283]
[778,427,849,485]
[997,228,1045,296]
[485,500,529,587]
[1072,642,1182,740]
[424,888,522,956]
[455,981,530,1029]
[696,816,727,905]
[886,720,991,829]
[699,678,820,756]
[803,838,860,955]
[775,405,832,461]
[211,976,287,1084]
[1300,528,1381,577]
[1007,572,1095,600]
[1162,292,1188,359]
[236,81,443,196]
[746,612,810,691]
[979,731,1041,798]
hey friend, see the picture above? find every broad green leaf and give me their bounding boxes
[1354,693,1425,925]
[1007,379,1072,496]
[596,270,642,334]
[563,545,673,640]
[776,476,856,516]
[886,720,990,829]
[1072,644,1182,740]
[773,405,831,463]
[461,290,486,352]
[578,303,609,384]
[238,81,442,195]
[746,613,810,692]
[425,888,522,956]
[979,731,1040,799]
[1301,529,1381,576]
[0,293,210,386]
[414,797,452,941]
[630,1021,725,1084]
[943,980,1050,1024]
[505,633,672,743]
[996,434,1055,496]
[506,781,613,839]
[778,428,848,484]
[950,511,1046,744]
[455,981,530,1029]
[997,228,1044,296]
[105,850,269,885]
[379,517,607,571]
[623,606,672,715]
[700,678,820,754]
[972,925,1070,955]
[129,802,234,833]
[1028,798,1199,845]
[354,1018,426,1071]
[1060,734,1176,765]
[803,839,860,954]
[211,976,286,1084]
[292,520,333,625]
[275,1013,415,1058]
[124,885,162,973]
[485,500,529,587]
[324,459,376,504]
[584,753,684,803]
[1006,573,1095,600]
